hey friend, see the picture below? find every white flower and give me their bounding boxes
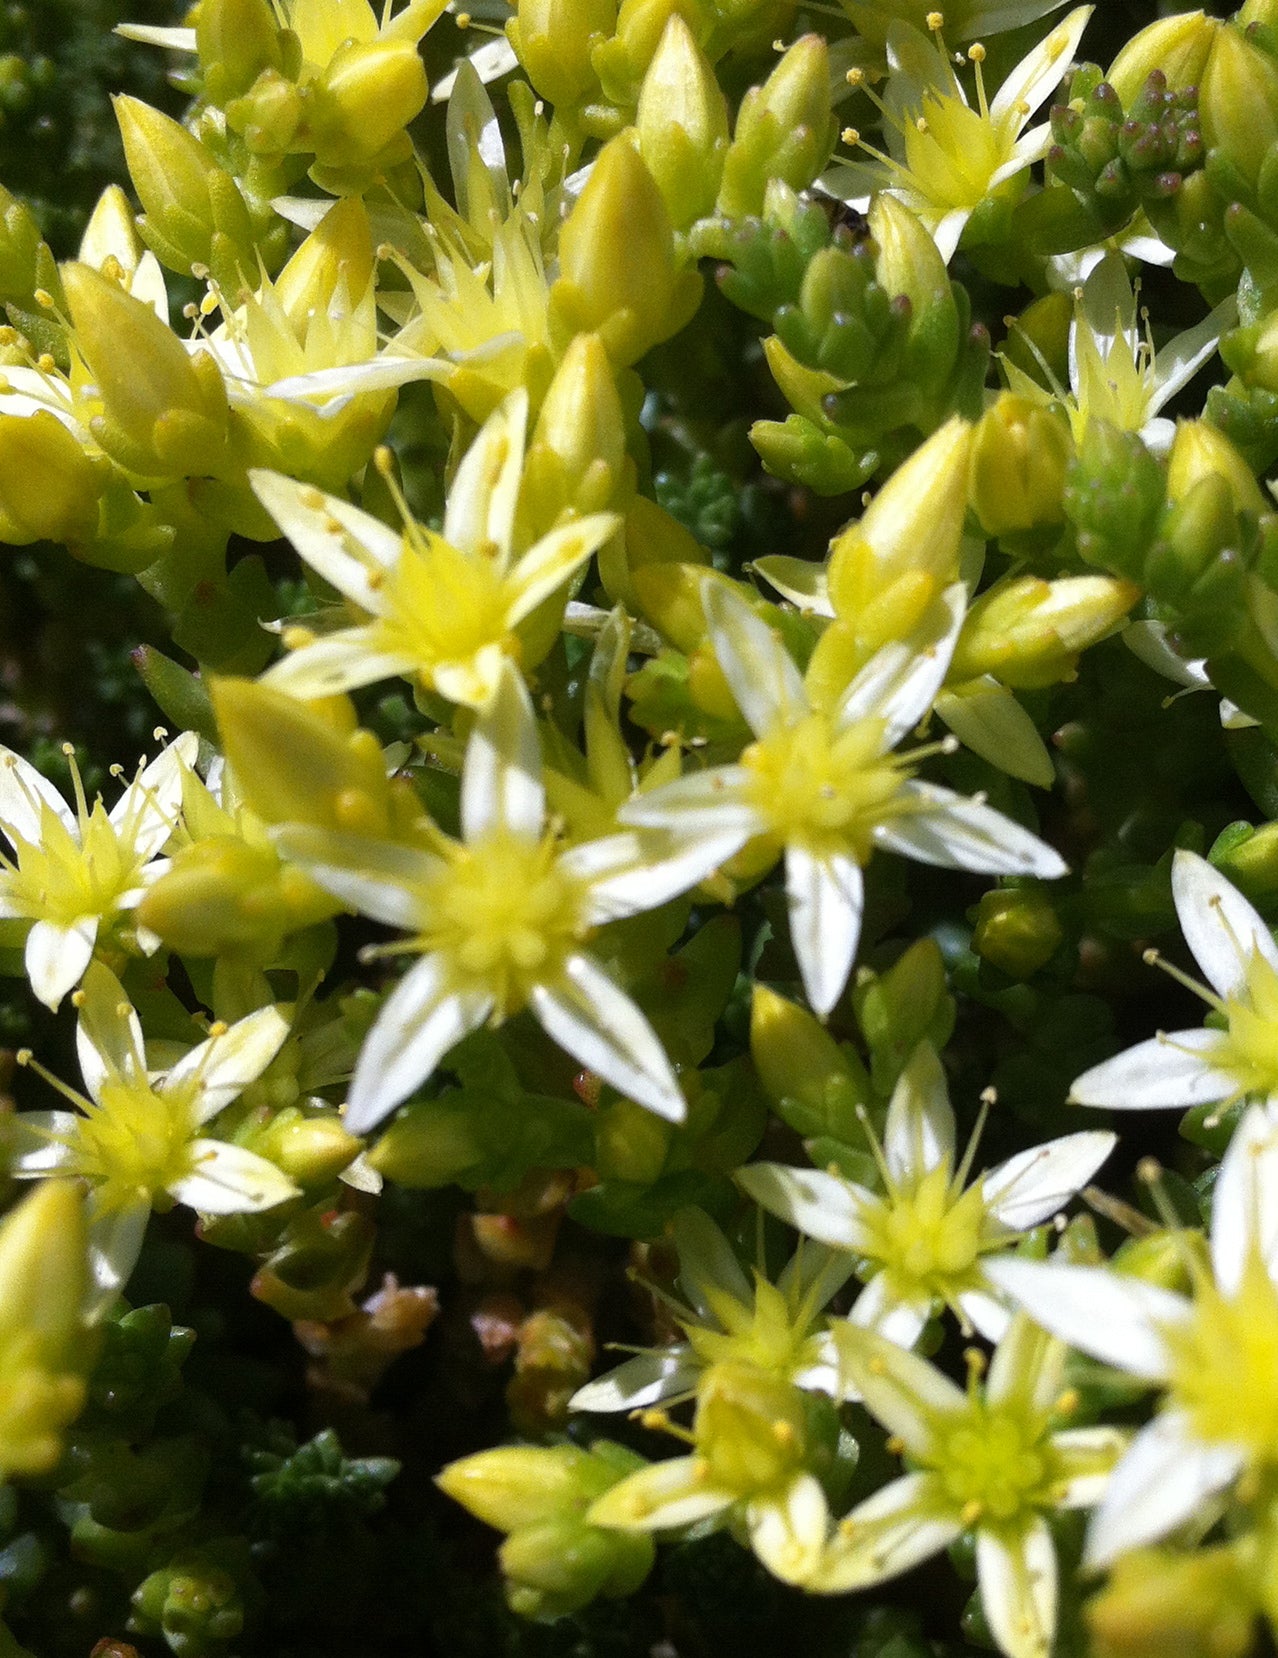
[813,1313,1126,1658]
[0,732,196,1009]
[986,1103,1278,1566]
[11,960,297,1312]
[1004,252,1235,454]
[252,387,617,709]
[620,579,1066,1018]
[826,8,1092,262]
[739,1041,1115,1347]
[1070,848,1278,1116]
[275,662,738,1134]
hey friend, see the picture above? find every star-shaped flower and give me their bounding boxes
[1069,848,1278,1117]
[739,1041,1115,1346]
[252,387,618,709]
[0,731,196,1010]
[620,579,1066,1017]
[812,1313,1125,1658]
[828,9,1092,262]
[275,663,738,1133]
[987,1103,1278,1568]
[12,960,297,1311]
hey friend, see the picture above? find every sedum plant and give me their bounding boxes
[8,1,1278,1655]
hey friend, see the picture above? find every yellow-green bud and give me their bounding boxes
[507,0,617,111]
[196,0,284,104]
[969,394,1073,538]
[310,39,428,168]
[137,835,339,957]
[593,0,700,116]
[437,1443,618,1532]
[258,1110,362,1186]
[0,1182,90,1479]
[523,332,631,536]
[226,67,304,156]
[115,96,257,291]
[750,982,862,1124]
[0,410,104,546]
[972,887,1063,979]
[1107,11,1220,107]
[63,260,229,479]
[551,135,703,365]
[635,15,729,229]
[367,1100,484,1187]
[1111,1228,1204,1294]
[1088,1544,1255,1658]
[1198,23,1278,191]
[868,192,955,353]
[209,678,415,839]
[716,34,836,219]
[950,574,1140,689]
[694,1362,807,1495]
[1166,419,1268,516]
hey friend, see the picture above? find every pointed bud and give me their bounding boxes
[1107,11,1221,107]
[951,573,1140,688]
[507,0,617,111]
[136,835,339,957]
[750,983,868,1140]
[274,195,375,334]
[196,0,284,104]
[523,332,631,535]
[310,38,428,168]
[0,410,104,546]
[63,261,228,478]
[551,136,704,365]
[969,393,1073,537]
[1199,23,1278,192]
[716,35,837,219]
[855,938,954,1081]
[636,16,729,229]
[972,887,1064,978]
[1167,419,1268,516]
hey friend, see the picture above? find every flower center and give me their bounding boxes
[695,1362,809,1496]
[1166,1252,1278,1459]
[1219,953,1278,1100]
[866,1164,987,1298]
[374,530,512,684]
[938,1406,1049,1523]
[741,712,905,860]
[2,801,136,929]
[72,1079,197,1210]
[421,828,585,1013]
[901,87,1004,210]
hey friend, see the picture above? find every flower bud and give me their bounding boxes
[749,983,868,1140]
[226,67,305,156]
[523,332,631,536]
[274,195,375,336]
[868,192,958,382]
[1199,23,1278,192]
[0,1182,91,1478]
[368,1099,485,1187]
[972,887,1064,978]
[636,16,729,229]
[855,939,953,1081]
[551,136,703,365]
[257,1110,363,1187]
[196,0,284,104]
[507,0,617,112]
[114,96,257,288]
[310,39,428,169]
[137,835,339,957]
[1087,1544,1255,1658]
[716,35,837,219]
[0,410,104,546]
[1167,419,1268,516]
[1107,12,1220,108]
[969,394,1073,537]
[63,260,229,479]
[950,573,1139,688]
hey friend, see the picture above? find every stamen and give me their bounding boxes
[1141,947,1224,1014]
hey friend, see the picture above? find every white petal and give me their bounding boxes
[748,1474,830,1586]
[163,1005,291,1124]
[10,1111,79,1176]
[1069,1028,1238,1111]
[1172,848,1278,1000]
[110,731,198,858]
[786,843,863,1018]
[617,766,765,842]
[736,1163,877,1254]
[935,679,1055,789]
[703,579,807,736]
[504,514,620,626]
[671,1206,754,1318]
[883,1041,955,1182]
[443,387,527,564]
[570,828,744,925]
[1210,1102,1278,1293]
[570,1346,698,1413]
[1050,1426,1129,1509]
[171,1139,300,1214]
[587,1456,734,1531]
[875,781,1068,877]
[983,1131,1116,1231]
[273,826,435,931]
[958,1285,1013,1344]
[76,959,146,1098]
[0,746,76,843]
[849,1275,932,1350]
[249,470,401,608]
[85,1198,150,1319]
[811,1473,960,1592]
[346,954,493,1135]
[531,954,684,1122]
[833,1324,967,1455]
[982,1257,1187,1380]
[835,585,966,748]
[989,7,1091,127]
[753,555,834,617]
[461,661,543,841]
[262,632,417,697]
[1084,1412,1242,1568]
[26,917,96,1010]
[977,1517,1057,1658]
